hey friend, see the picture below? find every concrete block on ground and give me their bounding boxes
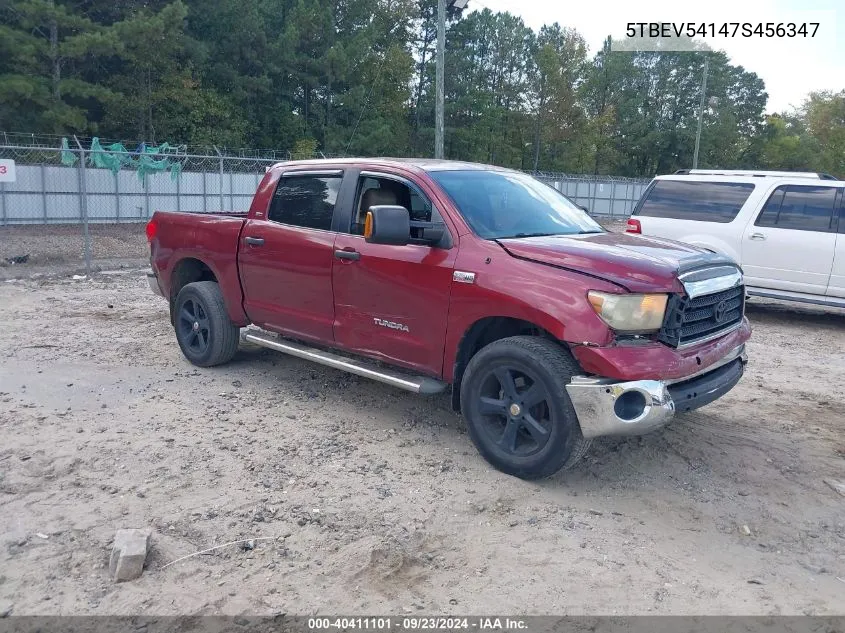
[109,528,152,582]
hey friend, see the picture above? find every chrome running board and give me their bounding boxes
[241,327,447,395]
[746,287,845,309]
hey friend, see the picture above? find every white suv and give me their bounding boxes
[626,169,845,308]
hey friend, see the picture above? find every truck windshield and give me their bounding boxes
[429,170,604,239]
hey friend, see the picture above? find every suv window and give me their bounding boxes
[351,175,444,237]
[755,185,838,232]
[634,180,754,223]
[268,175,342,230]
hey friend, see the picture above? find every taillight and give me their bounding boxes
[626,218,641,234]
[145,219,158,242]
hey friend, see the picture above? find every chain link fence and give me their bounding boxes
[0,142,277,274]
[0,139,650,275]
[530,172,650,218]
[0,144,275,224]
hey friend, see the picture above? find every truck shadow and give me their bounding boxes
[218,325,837,496]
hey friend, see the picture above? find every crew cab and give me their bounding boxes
[146,159,751,479]
[626,169,845,308]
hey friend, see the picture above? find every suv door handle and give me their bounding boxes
[748,232,766,241]
[245,236,265,246]
[334,249,360,261]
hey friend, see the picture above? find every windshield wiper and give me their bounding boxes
[508,232,560,238]
[499,229,602,239]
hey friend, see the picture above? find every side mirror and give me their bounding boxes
[364,205,411,245]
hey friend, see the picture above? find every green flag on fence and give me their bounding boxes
[60,138,78,166]
[68,137,184,181]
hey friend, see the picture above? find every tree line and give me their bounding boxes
[1,0,842,177]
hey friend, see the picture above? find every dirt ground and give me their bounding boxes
[0,224,149,271]
[1,235,844,618]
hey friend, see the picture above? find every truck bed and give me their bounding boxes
[147,210,249,325]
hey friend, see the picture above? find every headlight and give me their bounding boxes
[587,291,668,333]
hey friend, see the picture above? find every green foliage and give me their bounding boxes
[0,0,841,177]
[803,91,845,177]
[291,138,318,159]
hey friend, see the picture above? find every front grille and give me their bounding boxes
[659,285,745,348]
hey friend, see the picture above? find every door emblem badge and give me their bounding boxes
[373,318,410,333]
[453,271,476,284]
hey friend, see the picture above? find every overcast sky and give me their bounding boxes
[469,0,842,113]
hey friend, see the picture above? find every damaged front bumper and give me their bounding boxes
[565,344,747,439]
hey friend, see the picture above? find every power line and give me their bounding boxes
[344,14,405,156]
[344,51,388,156]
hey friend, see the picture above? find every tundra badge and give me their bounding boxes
[453,271,476,284]
[373,318,410,333]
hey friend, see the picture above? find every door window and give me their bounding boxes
[267,175,343,231]
[350,175,444,239]
[755,185,838,233]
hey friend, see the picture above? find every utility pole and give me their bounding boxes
[693,56,709,169]
[435,0,446,159]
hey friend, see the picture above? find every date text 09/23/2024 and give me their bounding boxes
[308,617,528,631]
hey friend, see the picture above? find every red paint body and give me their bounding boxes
[148,159,751,383]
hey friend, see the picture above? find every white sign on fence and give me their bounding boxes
[0,159,16,182]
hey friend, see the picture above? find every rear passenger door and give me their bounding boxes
[740,184,839,294]
[238,169,352,344]
[825,190,845,298]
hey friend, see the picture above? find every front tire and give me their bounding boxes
[173,281,239,367]
[459,336,591,480]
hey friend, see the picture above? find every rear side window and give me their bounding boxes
[755,185,838,233]
[268,175,342,230]
[634,180,754,223]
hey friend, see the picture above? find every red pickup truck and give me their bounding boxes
[146,158,751,479]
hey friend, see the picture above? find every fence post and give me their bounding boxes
[144,173,150,219]
[610,181,616,218]
[74,138,92,276]
[176,167,181,212]
[41,163,48,222]
[229,171,234,212]
[214,146,224,212]
[114,172,120,223]
[0,181,5,226]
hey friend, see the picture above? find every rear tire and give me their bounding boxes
[173,281,239,367]
[459,336,591,480]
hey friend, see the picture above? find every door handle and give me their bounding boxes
[748,233,766,241]
[245,236,265,246]
[334,249,360,261]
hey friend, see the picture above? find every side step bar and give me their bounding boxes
[746,287,845,309]
[241,328,448,395]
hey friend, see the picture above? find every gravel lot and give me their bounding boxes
[0,225,844,617]
[0,224,148,273]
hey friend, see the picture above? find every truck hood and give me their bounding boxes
[496,232,738,293]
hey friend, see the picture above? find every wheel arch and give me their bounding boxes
[449,316,566,413]
[168,257,219,325]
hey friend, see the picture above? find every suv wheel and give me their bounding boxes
[459,336,591,479]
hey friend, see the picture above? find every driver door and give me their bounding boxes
[331,170,458,376]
